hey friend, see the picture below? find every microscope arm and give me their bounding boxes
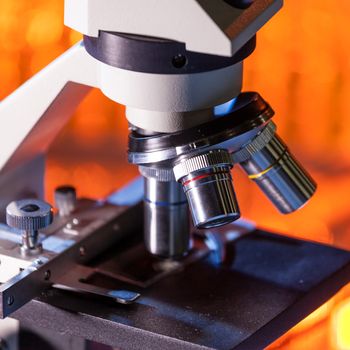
[0,41,100,173]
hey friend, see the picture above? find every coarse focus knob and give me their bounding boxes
[54,185,77,216]
[6,199,53,231]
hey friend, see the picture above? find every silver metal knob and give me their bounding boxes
[6,199,53,255]
[54,186,77,217]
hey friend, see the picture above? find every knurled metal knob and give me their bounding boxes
[6,199,53,255]
[6,199,53,231]
[54,185,77,216]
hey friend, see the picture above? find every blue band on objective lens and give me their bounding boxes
[144,198,187,207]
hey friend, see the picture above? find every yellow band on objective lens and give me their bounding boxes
[247,150,289,180]
[248,164,275,180]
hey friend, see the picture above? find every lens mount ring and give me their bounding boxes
[128,92,275,165]
[173,149,233,181]
[232,121,276,164]
[139,166,175,182]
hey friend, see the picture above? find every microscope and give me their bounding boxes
[0,1,350,349]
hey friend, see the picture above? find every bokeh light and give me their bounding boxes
[332,299,350,350]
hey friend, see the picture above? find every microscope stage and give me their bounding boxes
[11,226,350,350]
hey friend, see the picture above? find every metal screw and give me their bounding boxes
[35,259,44,266]
[172,54,187,68]
[6,199,53,255]
[7,296,14,306]
[44,270,51,281]
[79,246,86,257]
[72,218,79,225]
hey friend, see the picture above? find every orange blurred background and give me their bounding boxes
[1,1,350,348]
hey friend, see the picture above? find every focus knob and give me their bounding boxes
[6,199,53,231]
[54,185,77,216]
[6,199,53,255]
